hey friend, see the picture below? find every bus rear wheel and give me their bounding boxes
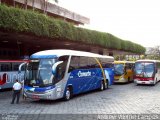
[100,81,105,91]
[64,87,72,101]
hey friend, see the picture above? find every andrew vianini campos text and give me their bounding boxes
[98,114,159,120]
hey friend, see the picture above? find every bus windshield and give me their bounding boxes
[25,59,56,87]
[114,64,124,75]
[135,62,155,78]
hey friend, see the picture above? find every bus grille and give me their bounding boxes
[26,90,45,94]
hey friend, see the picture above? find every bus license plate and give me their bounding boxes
[32,95,39,99]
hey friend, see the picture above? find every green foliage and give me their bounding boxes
[0,4,146,54]
[146,55,160,60]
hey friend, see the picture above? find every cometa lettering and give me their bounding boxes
[78,71,91,77]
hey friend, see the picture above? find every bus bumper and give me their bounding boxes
[24,88,63,100]
[134,80,155,85]
[114,78,127,83]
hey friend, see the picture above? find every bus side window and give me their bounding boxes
[99,58,113,68]
[131,63,135,70]
[125,63,130,70]
[12,62,26,71]
[12,63,20,71]
[69,56,80,72]
[1,63,11,71]
[79,57,89,69]
[88,57,98,68]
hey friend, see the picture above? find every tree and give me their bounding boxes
[146,46,160,60]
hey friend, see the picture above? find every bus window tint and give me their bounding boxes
[89,57,98,68]
[1,63,11,71]
[100,58,113,68]
[79,57,89,69]
[69,56,80,72]
[12,63,19,71]
[126,63,133,69]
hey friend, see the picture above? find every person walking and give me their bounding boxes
[11,79,22,104]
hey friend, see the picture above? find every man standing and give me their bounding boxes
[11,79,22,104]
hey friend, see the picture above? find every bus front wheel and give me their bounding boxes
[64,87,72,101]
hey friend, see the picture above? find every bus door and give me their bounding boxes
[124,63,133,81]
[68,56,82,94]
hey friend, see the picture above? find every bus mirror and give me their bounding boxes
[18,62,27,73]
[52,61,63,75]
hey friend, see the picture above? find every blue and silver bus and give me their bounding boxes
[20,49,114,100]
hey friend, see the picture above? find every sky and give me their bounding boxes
[56,0,160,47]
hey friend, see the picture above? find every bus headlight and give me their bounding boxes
[56,87,62,92]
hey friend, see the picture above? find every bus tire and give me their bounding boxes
[100,81,105,91]
[64,87,72,101]
[106,80,109,89]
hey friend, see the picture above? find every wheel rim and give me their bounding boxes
[66,89,70,100]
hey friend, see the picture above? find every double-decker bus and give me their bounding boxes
[114,61,135,83]
[0,60,28,90]
[134,60,160,85]
[20,49,114,100]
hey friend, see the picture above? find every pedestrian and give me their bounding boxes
[11,79,22,104]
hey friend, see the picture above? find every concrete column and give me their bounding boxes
[103,49,109,56]
[90,47,99,54]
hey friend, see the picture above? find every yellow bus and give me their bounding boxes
[114,61,135,83]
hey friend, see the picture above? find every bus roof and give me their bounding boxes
[30,49,114,61]
[136,59,160,63]
[114,61,135,64]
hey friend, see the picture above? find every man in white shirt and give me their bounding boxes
[11,79,22,104]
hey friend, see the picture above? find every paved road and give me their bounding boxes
[0,82,160,119]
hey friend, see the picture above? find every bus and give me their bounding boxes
[0,60,28,90]
[20,49,114,100]
[134,60,160,85]
[114,61,135,83]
